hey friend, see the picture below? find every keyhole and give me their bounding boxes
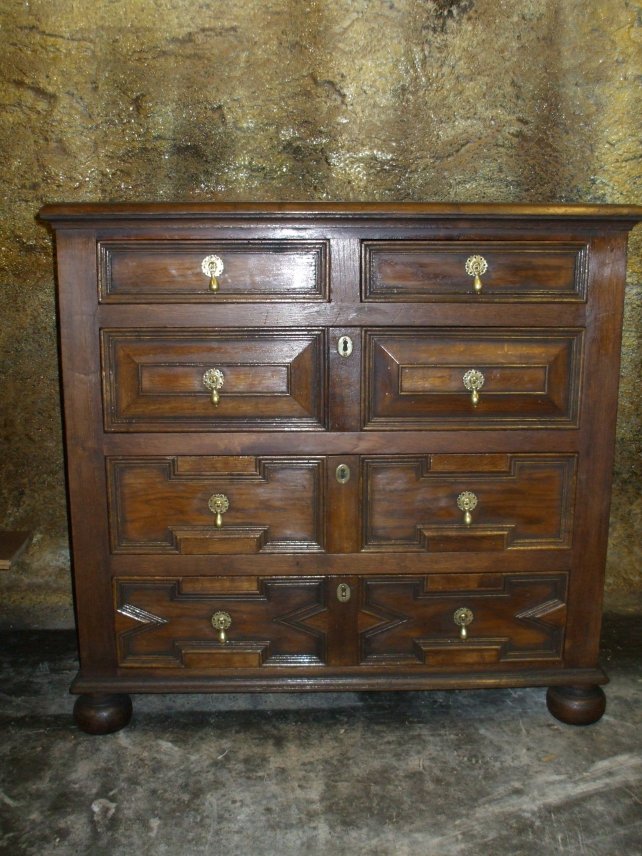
[337,335,353,357]
[337,583,351,602]
[335,463,351,484]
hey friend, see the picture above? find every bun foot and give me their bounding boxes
[73,693,133,734]
[546,685,606,726]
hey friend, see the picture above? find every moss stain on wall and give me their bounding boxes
[0,0,640,626]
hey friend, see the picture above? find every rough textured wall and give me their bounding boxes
[0,0,640,627]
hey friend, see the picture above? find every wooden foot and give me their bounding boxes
[73,693,133,734]
[546,685,606,726]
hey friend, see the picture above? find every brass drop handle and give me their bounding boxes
[463,369,485,405]
[201,254,224,292]
[465,254,488,293]
[457,491,478,525]
[211,611,232,643]
[453,607,474,640]
[208,493,229,528]
[203,368,225,406]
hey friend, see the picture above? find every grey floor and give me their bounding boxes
[1,615,641,856]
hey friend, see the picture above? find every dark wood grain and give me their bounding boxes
[362,454,576,551]
[102,329,327,431]
[365,329,582,429]
[363,241,587,301]
[41,202,641,731]
[99,238,329,302]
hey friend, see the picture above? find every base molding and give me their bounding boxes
[72,666,607,695]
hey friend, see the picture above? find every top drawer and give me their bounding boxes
[362,241,588,302]
[98,239,329,303]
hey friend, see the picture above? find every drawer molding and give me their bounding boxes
[107,456,326,554]
[102,328,327,432]
[360,573,568,666]
[115,576,329,668]
[364,328,584,430]
[363,454,577,552]
[99,239,330,303]
[362,240,589,302]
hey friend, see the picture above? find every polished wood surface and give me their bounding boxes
[40,202,642,732]
[103,329,327,431]
[362,454,576,551]
[100,238,328,302]
[362,241,587,301]
[108,456,325,554]
[365,329,582,428]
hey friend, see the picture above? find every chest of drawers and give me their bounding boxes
[40,202,641,734]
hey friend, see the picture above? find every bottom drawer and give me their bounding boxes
[114,572,568,672]
[115,576,329,668]
[360,573,567,667]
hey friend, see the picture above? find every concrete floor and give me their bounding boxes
[1,615,641,856]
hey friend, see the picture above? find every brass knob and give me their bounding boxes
[203,368,224,406]
[201,254,224,292]
[208,493,229,528]
[463,369,484,405]
[457,491,478,525]
[465,254,488,292]
[211,611,232,643]
[453,607,474,640]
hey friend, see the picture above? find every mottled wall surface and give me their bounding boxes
[0,0,640,627]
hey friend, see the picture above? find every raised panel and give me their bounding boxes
[99,239,329,302]
[363,454,576,552]
[102,329,327,431]
[114,577,329,668]
[359,573,568,667]
[362,241,588,302]
[364,329,583,429]
[108,456,326,554]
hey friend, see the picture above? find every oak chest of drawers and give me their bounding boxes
[40,202,641,733]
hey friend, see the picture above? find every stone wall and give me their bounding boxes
[1,0,640,627]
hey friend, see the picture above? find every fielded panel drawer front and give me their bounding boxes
[364,329,583,429]
[107,456,326,555]
[362,241,588,301]
[98,239,330,302]
[113,573,567,672]
[102,329,327,431]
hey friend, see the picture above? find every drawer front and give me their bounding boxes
[362,241,587,301]
[102,329,327,431]
[113,572,568,671]
[359,573,568,667]
[362,454,576,552]
[107,456,325,554]
[114,576,330,668]
[99,239,329,302]
[364,329,583,429]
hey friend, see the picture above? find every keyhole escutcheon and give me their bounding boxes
[337,335,353,357]
[335,463,351,484]
[337,583,352,603]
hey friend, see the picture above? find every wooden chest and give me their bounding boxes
[40,202,641,733]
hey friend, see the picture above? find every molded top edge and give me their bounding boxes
[39,201,642,224]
